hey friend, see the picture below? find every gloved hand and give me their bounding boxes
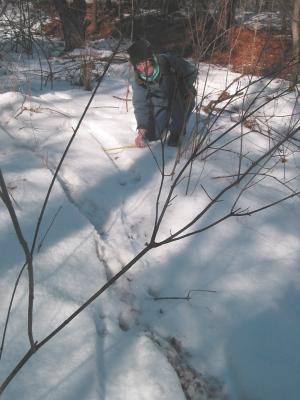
[135,128,147,148]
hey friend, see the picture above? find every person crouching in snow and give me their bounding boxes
[127,39,197,148]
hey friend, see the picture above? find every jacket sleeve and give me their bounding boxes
[132,80,150,130]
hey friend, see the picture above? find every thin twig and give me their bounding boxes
[30,38,122,257]
[153,289,217,301]
[37,206,63,253]
[0,244,152,395]
[0,170,35,349]
[0,262,27,361]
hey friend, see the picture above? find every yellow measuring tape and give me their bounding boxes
[103,144,138,152]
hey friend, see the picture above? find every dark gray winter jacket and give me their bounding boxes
[131,54,197,129]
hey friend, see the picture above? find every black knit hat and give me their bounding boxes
[127,39,154,66]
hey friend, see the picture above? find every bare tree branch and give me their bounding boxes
[0,170,35,350]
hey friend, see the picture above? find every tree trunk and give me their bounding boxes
[105,0,112,8]
[160,0,179,15]
[91,0,97,28]
[87,0,98,34]
[292,0,300,61]
[218,0,237,33]
[53,0,87,51]
[216,0,237,49]
[255,0,262,13]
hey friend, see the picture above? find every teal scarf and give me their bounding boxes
[138,55,160,82]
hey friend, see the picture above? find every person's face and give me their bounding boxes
[136,59,154,76]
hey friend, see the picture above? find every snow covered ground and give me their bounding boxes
[0,38,300,400]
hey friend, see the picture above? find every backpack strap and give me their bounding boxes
[158,53,176,76]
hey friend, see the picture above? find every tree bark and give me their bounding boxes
[86,0,98,34]
[105,0,112,9]
[215,0,237,49]
[292,0,300,61]
[217,0,237,34]
[53,0,87,51]
[160,0,179,15]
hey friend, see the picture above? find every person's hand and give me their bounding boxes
[135,128,147,148]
